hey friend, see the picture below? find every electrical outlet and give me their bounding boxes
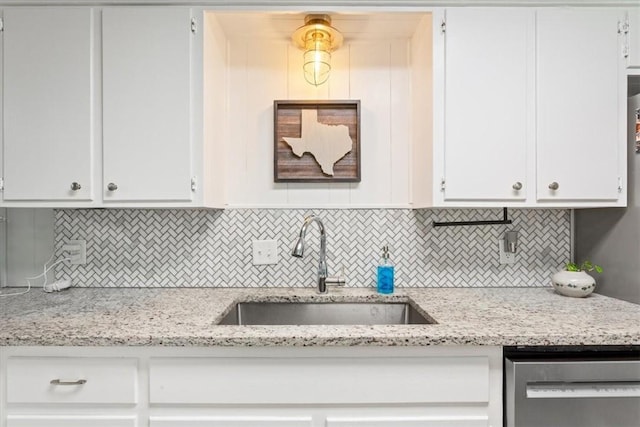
[63,240,86,265]
[499,239,516,265]
[252,240,278,265]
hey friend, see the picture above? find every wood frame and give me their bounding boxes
[274,100,361,183]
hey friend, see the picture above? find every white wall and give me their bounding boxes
[222,15,431,208]
[1,209,55,288]
[575,92,640,304]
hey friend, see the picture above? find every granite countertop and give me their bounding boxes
[1,287,638,347]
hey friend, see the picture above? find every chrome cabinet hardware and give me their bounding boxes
[70,182,81,191]
[548,182,559,190]
[512,182,523,191]
[50,379,87,386]
[107,183,118,191]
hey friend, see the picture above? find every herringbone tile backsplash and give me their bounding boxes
[55,209,570,288]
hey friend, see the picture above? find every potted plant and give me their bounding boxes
[551,261,603,298]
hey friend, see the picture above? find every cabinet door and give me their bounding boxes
[2,8,94,201]
[443,8,531,202]
[536,9,624,202]
[102,8,193,202]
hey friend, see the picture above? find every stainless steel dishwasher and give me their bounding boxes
[504,346,640,427]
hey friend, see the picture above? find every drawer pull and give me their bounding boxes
[50,379,87,386]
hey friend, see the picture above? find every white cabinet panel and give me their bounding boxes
[150,356,489,405]
[326,416,488,427]
[7,415,137,427]
[443,8,531,202]
[150,416,313,427]
[536,9,624,202]
[2,346,502,427]
[7,357,138,404]
[2,7,94,201]
[102,7,193,202]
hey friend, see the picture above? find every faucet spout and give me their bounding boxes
[291,215,329,293]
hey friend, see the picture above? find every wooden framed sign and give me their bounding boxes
[274,100,361,182]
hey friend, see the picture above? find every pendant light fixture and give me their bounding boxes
[292,14,343,87]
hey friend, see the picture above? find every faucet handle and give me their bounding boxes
[325,266,346,287]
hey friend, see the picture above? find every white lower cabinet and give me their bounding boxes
[1,355,139,427]
[0,347,503,427]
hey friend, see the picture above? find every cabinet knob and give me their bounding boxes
[107,183,118,191]
[512,182,523,191]
[70,182,81,191]
[548,182,559,191]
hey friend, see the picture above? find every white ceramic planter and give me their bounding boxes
[551,270,596,298]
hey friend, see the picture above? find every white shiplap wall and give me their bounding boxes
[220,14,431,208]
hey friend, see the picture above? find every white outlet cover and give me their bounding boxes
[68,239,87,265]
[252,240,278,265]
[498,240,516,265]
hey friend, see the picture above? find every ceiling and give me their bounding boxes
[210,12,429,41]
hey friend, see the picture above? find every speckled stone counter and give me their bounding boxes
[1,287,638,346]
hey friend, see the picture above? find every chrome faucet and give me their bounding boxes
[292,215,345,294]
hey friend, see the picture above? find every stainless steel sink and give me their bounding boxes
[217,302,434,325]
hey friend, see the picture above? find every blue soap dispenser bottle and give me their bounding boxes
[377,246,394,294]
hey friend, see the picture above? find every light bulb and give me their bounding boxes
[292,15,343,87]
[303,48,331,86]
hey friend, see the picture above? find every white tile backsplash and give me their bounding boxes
[54,208,570,288]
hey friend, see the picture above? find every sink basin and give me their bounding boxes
[217,302,434,325]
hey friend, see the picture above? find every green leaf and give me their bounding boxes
[565,262,580,272]
[565,260,603,273]
[581,260,594,271]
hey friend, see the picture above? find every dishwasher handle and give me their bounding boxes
[526,381,640,399]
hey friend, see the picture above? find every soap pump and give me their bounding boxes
[377,246,395,294]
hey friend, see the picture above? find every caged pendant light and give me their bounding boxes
[292,14,343,87]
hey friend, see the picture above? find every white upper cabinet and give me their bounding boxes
[536,9,625,204]
[441,8,532,203]
[0,5,628,209]
[0,6,223,208]
[102,8,194,203]
[2,8,94,202]
[435,7,626,207]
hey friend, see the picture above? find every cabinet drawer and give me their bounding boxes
[7,415,137,427]
[325,416,488,427]
[6,357,138,404]
[150,416,312,427]
[150,356,489,405]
